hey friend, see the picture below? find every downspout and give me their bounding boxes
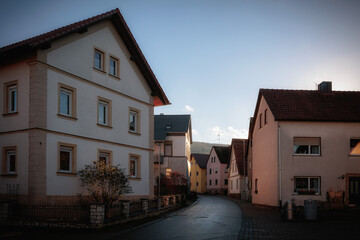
[278,123,282,209]
[243,140,246,200]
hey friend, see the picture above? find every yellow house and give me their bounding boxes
[190,154,208,193]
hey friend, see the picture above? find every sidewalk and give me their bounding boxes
[230,198,360,240]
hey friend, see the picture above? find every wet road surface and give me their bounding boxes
[107,195,242,240]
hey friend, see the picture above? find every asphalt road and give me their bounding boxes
[107,195,242,240]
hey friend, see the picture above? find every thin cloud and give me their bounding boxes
[185,105,194,112]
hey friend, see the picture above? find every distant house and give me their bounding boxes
[207,146,230,195]
[228,139,247,199]
[190,153,208,193]
[251,82,360,207]
[245,118,254,202]
[153,114,192,193]
[0,9,169,203]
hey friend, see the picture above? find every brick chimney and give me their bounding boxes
[318,81,332,93]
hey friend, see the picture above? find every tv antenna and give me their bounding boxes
[218,131,224,144]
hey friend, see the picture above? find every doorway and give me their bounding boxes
[348,177,360,205]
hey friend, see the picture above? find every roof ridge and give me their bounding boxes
[260,88,360,93]
[1,9,119,50]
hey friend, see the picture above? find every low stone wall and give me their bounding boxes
[0,194,186,229]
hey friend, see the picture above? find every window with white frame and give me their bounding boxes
[2,147,16,175]
[99,150,111,164]
[59,84,76,118]
[98,98,111,126]
[294,177,320,195]
[4,81,18,114]
[350,139,360,155]
[60,88,72,116]
[293,137,321,155]
[129,109,139,133]
[129,155,140,178]
[59,145,75,173]
[109,56,119,77]
[94,49,104,71]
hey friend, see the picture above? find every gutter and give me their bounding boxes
[278,123,282,209]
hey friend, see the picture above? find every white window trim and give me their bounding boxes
[293,176,321,195]
[59,146,73,173]
[6,150,16,174]
[60,88,72,116]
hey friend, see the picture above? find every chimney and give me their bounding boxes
[318,81,332,93]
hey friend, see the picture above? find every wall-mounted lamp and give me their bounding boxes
[338,174,345,180]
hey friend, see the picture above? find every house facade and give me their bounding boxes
[0,9,169,203]
[228,139,247,199]
[206,146,230,195]
[251,82,360,207]
[190,153,208,193]
[153,114,192,194]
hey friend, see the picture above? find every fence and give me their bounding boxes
[9,202,90,222]
[1,194,186,229]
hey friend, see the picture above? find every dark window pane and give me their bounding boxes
[60,150,70,171]
[294,145,309,154]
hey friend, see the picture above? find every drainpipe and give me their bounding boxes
[243,139,246,200]
[278,123,282,209]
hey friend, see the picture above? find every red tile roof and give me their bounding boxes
[259,89,360,122]
[0,9,169,106]
[231,139,247,175]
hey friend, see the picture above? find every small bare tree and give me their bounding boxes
[77,161,132,210]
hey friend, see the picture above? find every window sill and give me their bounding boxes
[57,114,78,121]
[93,67,106,74]
[128,131,141,136]
[1,174,17,178]
[293,154,322,157]
[293,193,321,196]
[56,172,77,176]
[109,74,120,80]
[129,177,141,181]
[97,123,113,129]
[2,112,18,117]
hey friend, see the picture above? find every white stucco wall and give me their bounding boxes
[252,96,279,206]
[279,121,360,206]
[0,62,30,132]
[45,21,152,104]
[0,132,29,195]
[46,133,150,196]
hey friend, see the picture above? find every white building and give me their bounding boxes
[0,9,169,203]
[153,114,192,194]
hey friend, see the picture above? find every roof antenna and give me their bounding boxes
[313,82,318,90]
[218,131,224,144]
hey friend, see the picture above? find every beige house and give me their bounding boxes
[228,139,247,199]
[153,114,192,194]
[190,153,208,193]
[251,82,360,207]
[0,9,169,203]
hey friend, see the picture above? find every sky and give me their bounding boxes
[1,0,360,144]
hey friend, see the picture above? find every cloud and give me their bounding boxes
[207,126,248,144]
[184,105,194,112]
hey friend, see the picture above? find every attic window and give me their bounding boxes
[165,124,172,130]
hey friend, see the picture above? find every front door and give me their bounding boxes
[349,177,360,205]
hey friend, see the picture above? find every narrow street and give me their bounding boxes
[107,195,242,240]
